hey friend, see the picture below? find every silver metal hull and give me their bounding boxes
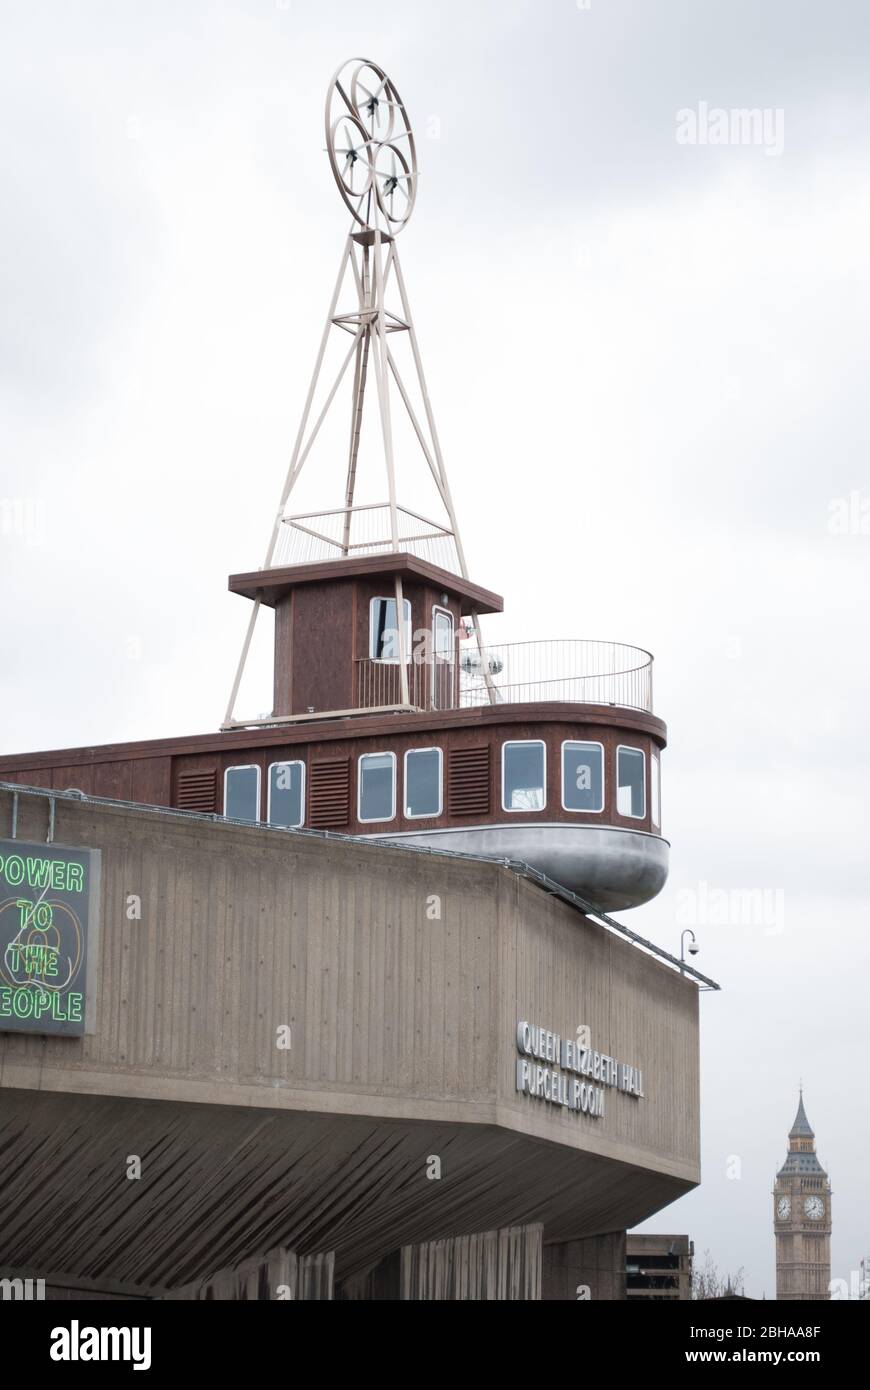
[369,823,670,911]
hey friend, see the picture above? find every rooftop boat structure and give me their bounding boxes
[0,58,669,914]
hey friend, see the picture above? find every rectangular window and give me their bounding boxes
[404,747,442,818]
[616,746,646,819]
[502,740,546,812]
[358,751,396,823]
[561,741,604,813]
[268,760,305,828]
[224,765,260,822]
[369,596,412,662]
[651,753,660,829]
[432,607,455,710]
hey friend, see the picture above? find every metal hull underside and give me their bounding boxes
[370,824,670,911]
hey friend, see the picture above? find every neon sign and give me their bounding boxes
[0,839,97,1036]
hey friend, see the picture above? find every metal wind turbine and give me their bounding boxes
[224,56,488,726]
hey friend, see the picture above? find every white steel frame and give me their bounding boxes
[223,58,495,727]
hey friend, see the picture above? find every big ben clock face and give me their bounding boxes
[777,1197,791,1220]
[804,1196,824,1220]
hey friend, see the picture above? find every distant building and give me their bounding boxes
[626,1234,693,1300]
[773,1091,832,1300]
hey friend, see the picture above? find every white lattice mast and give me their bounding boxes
[224,57,489,727]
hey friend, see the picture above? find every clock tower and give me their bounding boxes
[773,1091,831,1300]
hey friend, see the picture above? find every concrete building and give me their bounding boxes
[0,57,716,1301]
[626,1234,693,1300]
[0,782,707,1299]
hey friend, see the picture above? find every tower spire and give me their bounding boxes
[789,1089,815,1141]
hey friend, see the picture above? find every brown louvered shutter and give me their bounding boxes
[448,746,491,817]
[176,769,218,813]
[309,757,351,828]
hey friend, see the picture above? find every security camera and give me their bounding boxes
[688,942,700,956]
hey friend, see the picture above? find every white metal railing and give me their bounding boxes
[272,502,460,572]
[459,639,653,712]
[354,638,653,714]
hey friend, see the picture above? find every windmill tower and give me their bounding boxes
[224,57,494,726]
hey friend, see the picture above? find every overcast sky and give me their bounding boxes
[1,0,869,1298]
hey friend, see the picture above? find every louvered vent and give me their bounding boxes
[309,757,351,828]
[448,746,491,817]
[176,769,218,814]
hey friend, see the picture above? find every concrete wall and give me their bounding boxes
[0,787,700,1293]
[542,1233,627,1301]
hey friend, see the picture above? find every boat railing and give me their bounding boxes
[354,638,654,714]
[272,503,460,573]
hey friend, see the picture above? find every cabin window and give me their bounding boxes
[502,740,546,812]
[224,765,260,822]
[561,741,604,813]
[268,760,305,828]
[404,747,442,818]
[358,752,396,822]
[432,607,455,710]
[651,753,661,829]
[616,746,646,819]
[369,597,412,662]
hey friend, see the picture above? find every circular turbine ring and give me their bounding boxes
[325,57,418,234]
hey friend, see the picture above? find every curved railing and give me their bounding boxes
[458,639,654,713]
[355,638,654,714]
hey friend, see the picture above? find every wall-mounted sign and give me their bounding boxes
[0,840,99,1037]
[516,1020,646,1120]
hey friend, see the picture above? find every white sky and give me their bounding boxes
[1,0,869,1297]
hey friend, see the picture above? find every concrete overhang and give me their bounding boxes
[0,788,700,1295]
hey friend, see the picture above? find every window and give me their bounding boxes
[358,752,396,822]
[432,607,455,710]
[561,741,604,813]
[651,754,661,829]
[268,760,305,828]
[616,746,646,819]
[369,596,412,662]
[502,740,546,812]
[404,747,442,818]
[224,765,260,822]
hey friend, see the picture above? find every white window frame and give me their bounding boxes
[432,605,455,710]
[369,596,412,664]
[403,746,443,820]
[267,759,306,828]
[616,745,646,820]
[224,764,261,822]
[560,740,605,815]
[501,739,547,814]
[651,753,661,830]
[358,750,397,824]
[432,606,455,659]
